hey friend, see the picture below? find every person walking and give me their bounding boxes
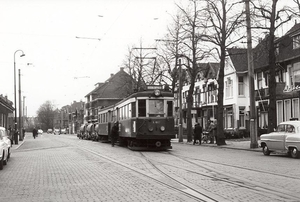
[193,123,202,145]
[8,125,13,145]
[111,121,119,147]
[208,119,217,144]
[32,127,38,139]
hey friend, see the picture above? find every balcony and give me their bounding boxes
[255,83,286,100]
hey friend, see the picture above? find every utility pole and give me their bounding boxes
[132,44,157,87]
[18,69,23,141]
[245,0,258,148]
[23,96,26,132]
[178,59,183,143]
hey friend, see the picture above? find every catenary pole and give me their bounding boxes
[245,0,258,148]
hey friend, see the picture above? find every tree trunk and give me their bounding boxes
[267,0,277,133]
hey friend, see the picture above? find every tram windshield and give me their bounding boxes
[149,99,164,117]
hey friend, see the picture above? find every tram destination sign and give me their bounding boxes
[147,85,163,90]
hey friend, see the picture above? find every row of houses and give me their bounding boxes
[179,23,300,137]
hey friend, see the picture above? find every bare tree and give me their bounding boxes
[122,40,159,89]
[201,0,245,145]
[250,0,296,132]
[155,14,184,93]
[176,0,210,142]
[36,100,56,130]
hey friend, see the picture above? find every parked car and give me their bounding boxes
[38,129,43,134]
[61,128,67,134]
[0,127,10,170]
[47,129,53,134]
[260,121,300,158]
[54,129,60,135]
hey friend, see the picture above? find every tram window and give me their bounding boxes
[149,100,164,117]
[125,105,128,119]
[132,102,136,117]
[138,99,146,117]
[167,101,173,117]
[128,104,131,118]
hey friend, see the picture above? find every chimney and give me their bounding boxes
[110,73,114,77]
[120,67,124,71]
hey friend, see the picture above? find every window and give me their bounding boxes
[257,72,263,89]
[293,35,300,49]
[284,99,291,121]
[131,102,136,117]
[292,99,299,119]
[225,78,233,98]
[138,100,146,117]
[167,101,173,117]
[277,100,283,124]
[238,76,244,96]
[259,111,268,129]
[286,124,295,133]
[239,107,245,128]
[224,107,233,128]
[149,99,164,117]
[277,124,285,132]
[294,63,300,86]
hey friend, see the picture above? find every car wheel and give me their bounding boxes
[290,147,300,159]
[7,149,10,159]
[0,154,3,170]
[3,155,7,165]
[262,145,271,156]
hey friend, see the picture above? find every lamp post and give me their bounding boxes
[18,69,23,141]
[178,59,183,143]
[14,50,25,144]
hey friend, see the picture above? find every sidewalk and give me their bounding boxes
[13,136,262,153]
[172,138,262,152]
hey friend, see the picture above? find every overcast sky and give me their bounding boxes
[0,0,178,116]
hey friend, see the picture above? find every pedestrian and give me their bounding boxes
[8,125,13,145]
[208,119,217,144]
[193,123,202,145]
[32,127,38,139]
[22,128,26,138]
[111,121,119,147]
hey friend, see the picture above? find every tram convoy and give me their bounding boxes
[77,85,175,150]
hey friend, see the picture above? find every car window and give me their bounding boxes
[286,124,295,133]
[0,130,4,139]
[276,124,286,132]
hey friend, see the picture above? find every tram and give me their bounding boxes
[96,85,175,150]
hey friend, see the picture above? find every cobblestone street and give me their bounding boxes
[1,133,299,202]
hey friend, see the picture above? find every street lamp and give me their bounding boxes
[14,50,25,144]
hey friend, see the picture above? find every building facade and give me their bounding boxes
[0,94,14,129]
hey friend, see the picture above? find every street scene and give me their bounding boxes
[1,1,300,201]
[1,133,299,202]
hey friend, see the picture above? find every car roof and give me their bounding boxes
[279,121,300,127]
[0,127,5,130]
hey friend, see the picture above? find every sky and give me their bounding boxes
[0,0,297,117]
[0,0,179,116]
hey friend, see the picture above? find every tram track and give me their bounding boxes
[165,152,300,180]
[70,142,221,202]
[37,135,300,201]
[139,151,300,201]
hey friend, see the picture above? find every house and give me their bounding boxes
[84,67,137,124]
[0,94,14,128]
[67,101,85,134]
[180,63,219,131]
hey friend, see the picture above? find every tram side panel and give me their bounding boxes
[134,118,175,139]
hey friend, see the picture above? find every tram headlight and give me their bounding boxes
[148,126,154,132]
[154,89,161,96]
[160,126,165,132]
